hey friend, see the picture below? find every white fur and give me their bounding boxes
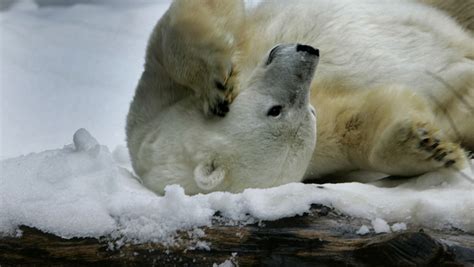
[241,0,473,96]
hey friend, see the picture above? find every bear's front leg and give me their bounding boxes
[156,0,244,116]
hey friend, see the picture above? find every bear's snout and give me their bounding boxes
[262,43,319,88]
[266,44,319,66]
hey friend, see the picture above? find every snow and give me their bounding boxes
[371,218,391,234]
[213,259,235,267]
[213,253,238,267]
[356,222,408,235]
[356,225,370,235]
[73,128,99,151]
[1,0,474,247]
[391,222,407,232]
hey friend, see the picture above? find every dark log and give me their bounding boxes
[1,205,473,266]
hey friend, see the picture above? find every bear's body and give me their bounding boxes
[127,0,474,194]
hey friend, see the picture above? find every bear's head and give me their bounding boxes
[194,44,319,192]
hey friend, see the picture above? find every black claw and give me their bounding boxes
[419,138,430,147]
[468,151,474,159]
[219,100,229,111]
[215,80,226,91]
[445,160,456,167]
[429,142,439,151]
[211,100,230,117]
[434,152,448,161]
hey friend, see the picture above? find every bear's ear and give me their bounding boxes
[194,161,226,191]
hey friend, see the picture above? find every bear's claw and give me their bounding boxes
[412,123,466,170]
[204,70,238,117]
[211,99,230,117]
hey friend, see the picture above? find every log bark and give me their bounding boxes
[1,205,473,266]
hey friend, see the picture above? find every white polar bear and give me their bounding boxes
[127,0,474,194]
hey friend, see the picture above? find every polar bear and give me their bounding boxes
[127,0,474,194]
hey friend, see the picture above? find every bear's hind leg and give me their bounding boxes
[353,88,471,176]
[368,118,469,176]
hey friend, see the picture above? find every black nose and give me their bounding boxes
[296,44,319,57]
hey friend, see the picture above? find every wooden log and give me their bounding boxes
[1,205,473,266]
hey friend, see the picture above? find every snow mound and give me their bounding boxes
[1,129,473,245]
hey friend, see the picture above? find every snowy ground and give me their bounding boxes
[1,128,473,246]
[1,0,473,247]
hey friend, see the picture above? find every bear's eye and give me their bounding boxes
[267,105,283,117]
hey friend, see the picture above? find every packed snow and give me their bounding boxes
[1,0,473,247]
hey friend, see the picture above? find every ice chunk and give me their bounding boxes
[371,218,391,234]
[391,222,407,232]
[213,260,235,267]
[73,128,99,152]
[213,253,238,267]
[356,225,370,235]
